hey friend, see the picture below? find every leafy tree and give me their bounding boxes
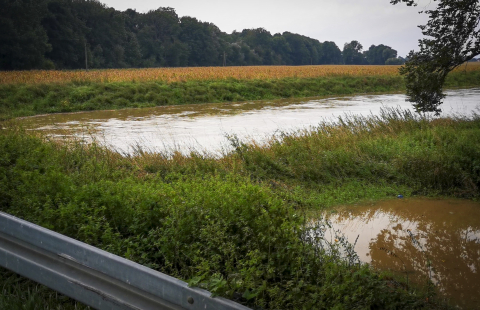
[136,7,185,67]
[165,40,189,67]
[364,44,397,65]
[179,17,222,66]
[241,28,272,48]
[271,34,292,64]
[123,9,143,67]
[304,38,322,65]
[343,40,364,64]
[240,43,262,65]
[1,1,402,70]
[319,41,342,64]
[241,28,274,64]
[0,0,51,70]
[41,0,86,69]
[91,44,105,68]
[283,32,311,65]
[72,0,127,68]
[124,32,142,67]
[391,0,480,114]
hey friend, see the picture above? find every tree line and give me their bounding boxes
[0,0,405,70]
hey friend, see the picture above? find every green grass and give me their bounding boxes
[1,109,478,309]
[0,269,90,310]
[229,109,480,208]
[1,69,479,121]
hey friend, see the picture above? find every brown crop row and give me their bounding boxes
[1,63,479,85]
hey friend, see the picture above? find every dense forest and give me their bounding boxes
[0,0,405,70]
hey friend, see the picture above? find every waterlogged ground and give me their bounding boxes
[322,198,480,309]
[16,88,480,155]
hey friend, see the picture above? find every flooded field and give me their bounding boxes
[8,88,480,308]
[322,198,480,309]
[15,88,480,155]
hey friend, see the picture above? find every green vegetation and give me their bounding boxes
[2,0,401,70]
[2,108,479,309]
[393,0,480,114]
[1,69,480,121]
[0,271,89,310]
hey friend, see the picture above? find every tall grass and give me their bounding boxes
[230,108,480,209]
[1,109,477,309]
[0,269,90,310]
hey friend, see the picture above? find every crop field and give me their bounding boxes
[0,65,401,85]
[0,65,403,85]
[1,63,479,85]
[1,63,479,121]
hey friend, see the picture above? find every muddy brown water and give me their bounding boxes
[322,198,480,309]
[15,88,480,155]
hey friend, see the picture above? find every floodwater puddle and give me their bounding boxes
[14,88,480,155]
[321,198,480,309]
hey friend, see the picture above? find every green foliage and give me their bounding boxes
[0,0,381,69]
[2,69,477,121]
[385,57,405,65]
[0,0,51,70]
[393,0,480,114]
[0,75,409,120]
[399,53,447,115]
[343,41,364,65]
[230,108,480,205]
[0,268,90,310]
[1,111,478,308]
[364,44,397,65]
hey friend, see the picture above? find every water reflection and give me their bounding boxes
[324,198,480,309]
[16,88,480,155]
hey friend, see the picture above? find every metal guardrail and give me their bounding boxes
[0,211,252,310]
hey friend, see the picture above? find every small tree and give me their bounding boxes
[391,0,480,114]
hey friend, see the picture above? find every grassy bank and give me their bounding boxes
[1,109,479,309]
[1,68,480,121]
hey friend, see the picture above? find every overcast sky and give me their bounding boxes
[100,0,435,57]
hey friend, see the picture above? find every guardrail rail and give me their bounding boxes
[0,211,252,310]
